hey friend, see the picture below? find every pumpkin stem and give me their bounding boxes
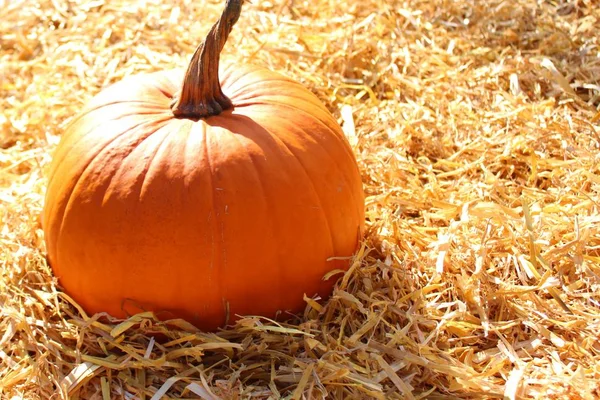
[170,0,243,119]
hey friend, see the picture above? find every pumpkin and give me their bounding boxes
[42,0,365,331]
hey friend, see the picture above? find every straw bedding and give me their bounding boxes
[1,0,599,398]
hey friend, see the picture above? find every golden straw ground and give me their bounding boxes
[1,0,599,398]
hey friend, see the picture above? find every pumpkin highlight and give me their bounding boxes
[42,0,365,331]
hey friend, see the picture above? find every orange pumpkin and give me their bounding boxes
[42,0,364,330]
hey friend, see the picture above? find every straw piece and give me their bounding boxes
[144,337,155,359]
[110,312,157,338]
[100,377,111,400]
[303,294,324,312]
[291,363,314,400]
[373,354,415,400]
[186,379,222,400]
[540,58,579,99]
[341,104,358,146]
[150,376,181,400]
[61,362,103,394]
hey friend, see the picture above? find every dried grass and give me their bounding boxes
[1,0,600,398]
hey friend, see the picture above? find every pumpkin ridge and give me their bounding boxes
[201,121,225,324]
[278,109,364,252]
[227,127,284,314]
[47,112,172,191]
[228,83,324,108]
[243,98,351,152]
[258,123,337,269]
[84,100,168,112]
[65,101,169,137]
[253,105,364,228]
[157,121,196,308]
[277,101,360,187]
[145,73,179,99]
[47,117,169,260]
[137,124,183,201]
[96,123,174,246]
[46,114,169,195]
[225,77,300,101]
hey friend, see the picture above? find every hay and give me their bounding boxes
[1,0,599,398]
